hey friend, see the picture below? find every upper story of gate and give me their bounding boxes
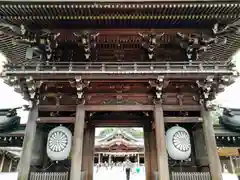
[0,1,239,76]
[0,1,239,109]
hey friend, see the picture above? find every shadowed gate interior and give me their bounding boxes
[82,111,156,180]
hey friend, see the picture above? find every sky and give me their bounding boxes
[0,50,239,136]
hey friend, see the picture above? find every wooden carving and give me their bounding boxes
[196,76,216,110]
[149,76,170,104]
[86,94,152,105]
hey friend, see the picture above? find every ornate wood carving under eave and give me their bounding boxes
[103,99,140,105]
[149,76,170,104]
[85,93,153,105]
[195,75,233,110]
[75,76,90,104]
[86,82,151,94]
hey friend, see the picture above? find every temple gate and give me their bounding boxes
[0,1,239,180]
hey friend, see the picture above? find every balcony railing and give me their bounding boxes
[3,61,234,75]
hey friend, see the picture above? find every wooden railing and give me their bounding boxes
[29,172,69,180]
[171,172,211,180]
[5,61,232,75]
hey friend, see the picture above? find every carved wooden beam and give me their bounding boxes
[38,104,201,112]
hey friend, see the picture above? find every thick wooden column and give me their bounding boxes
[17,105,38,180]
[70,105,85,180]
[82,123,95,180]
[87,125,95,180]
[143,123,151,180]
[82,125,90,174]
[154,105,169,180]
[201,108,222,180]
[150,128,158,174]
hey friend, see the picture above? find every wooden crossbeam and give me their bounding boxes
[38,104,201,112]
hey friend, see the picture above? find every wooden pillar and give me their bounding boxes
[87,125,95,180]
[229,156,235,174]
[98,154,101,164]
[70,105,85,180]
[154,105,169,180]
[0,153,5,172]
[17,105,38,180]
[150,128,158,174]
[82,125,90,175]
[108,155,111,164]
[144,122,151,180]
[201,108,222,180]
[8,159,12,172]
[137,154,140,166]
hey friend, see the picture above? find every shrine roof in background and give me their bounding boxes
[96,128,143,144]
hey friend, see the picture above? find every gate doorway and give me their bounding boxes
[81,111,156,180]
[93,127,145,180]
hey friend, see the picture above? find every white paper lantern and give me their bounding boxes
[165,126,191,160]
[222,173,238,180]
[46,126,72,161]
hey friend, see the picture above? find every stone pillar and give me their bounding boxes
[17,105,38,180]
[154,105,169,180]
[98,154,101,164]
[70,105,85,180]
[201,107,222,180]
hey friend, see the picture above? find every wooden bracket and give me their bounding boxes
[149,76,169,104]
[75,76,90,104]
